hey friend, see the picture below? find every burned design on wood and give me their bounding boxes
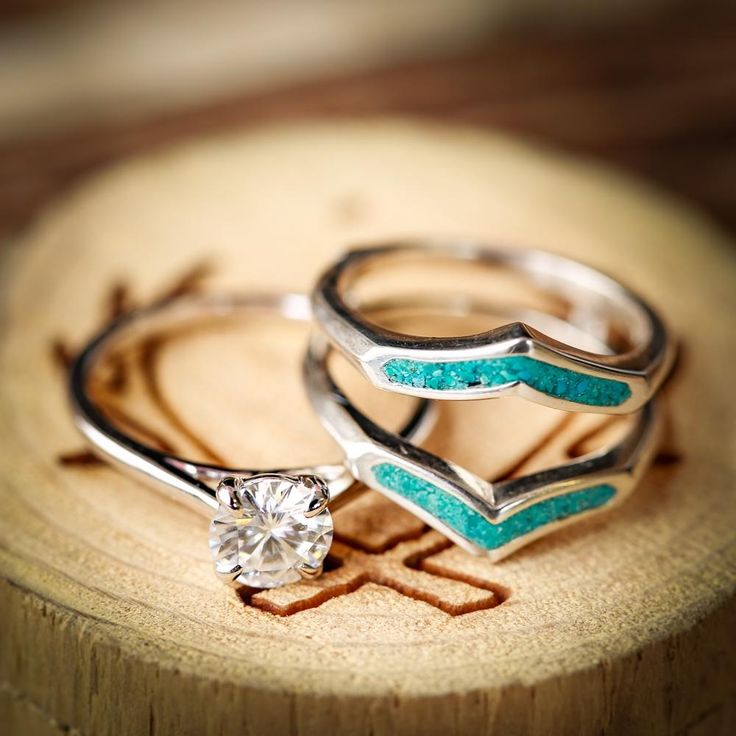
[53,261,214,466]
[244,530,508,617]
[51,261,677,617]
[57,449,103,467]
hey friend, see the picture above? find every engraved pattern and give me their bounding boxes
[246,493,507,616]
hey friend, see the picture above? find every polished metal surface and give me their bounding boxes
[305,324,661,560]
[312,241,675,413]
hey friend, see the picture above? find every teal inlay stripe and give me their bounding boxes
[372,463,616,550]
[382,355,631,407]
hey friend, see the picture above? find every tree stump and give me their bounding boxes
[0,120,734,736]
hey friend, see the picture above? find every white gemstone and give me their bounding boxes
[208,474,333,589]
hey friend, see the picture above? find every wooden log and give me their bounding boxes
[0,120,734,735]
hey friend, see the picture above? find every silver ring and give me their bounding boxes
[312,240,674,413]
[69,292,436,589]
[305,310,661,560]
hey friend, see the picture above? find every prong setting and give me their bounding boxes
[215,563,244,587]
[209,473,334,589]
[297,562,324,579]
[300,475,331,518]
[216,476,242,512]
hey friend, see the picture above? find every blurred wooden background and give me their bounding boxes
[1,2,735,240]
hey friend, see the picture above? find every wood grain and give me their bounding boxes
[0,120,734,735]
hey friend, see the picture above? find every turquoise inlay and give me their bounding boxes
[382,355,631,407]
[372,463,616,550]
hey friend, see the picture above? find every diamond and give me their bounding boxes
[209,474,333,589]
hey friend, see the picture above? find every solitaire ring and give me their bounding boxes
[305,300,661,561]
[69,293,436,589]
[312,241,674,413]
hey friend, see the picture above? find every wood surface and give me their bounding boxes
[0,120,734,735]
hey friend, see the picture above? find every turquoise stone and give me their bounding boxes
[382,355,631,407]
[372,463,616,550]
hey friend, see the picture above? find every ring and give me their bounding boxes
[69,293,436,589]
[305,299,661,560]
[312,241,674,413]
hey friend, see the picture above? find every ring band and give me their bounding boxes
[312,241,674,413]
[305,310,661,560]
[69,293,436,589]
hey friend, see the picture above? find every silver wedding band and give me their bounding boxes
[312,240,673,413]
